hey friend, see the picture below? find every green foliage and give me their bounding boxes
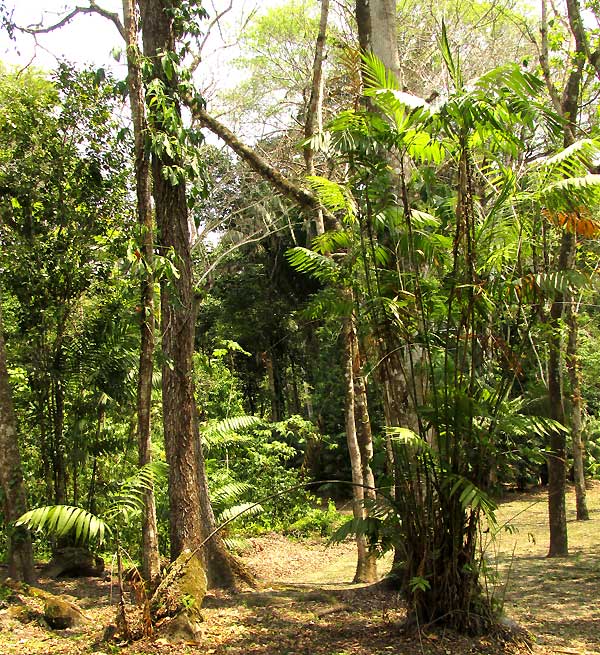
[16,506,107,545]
[284,500,343,537]
[15,462,167,548]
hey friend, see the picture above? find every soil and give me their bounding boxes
[1,483,599,655]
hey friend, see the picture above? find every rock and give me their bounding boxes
[7,604,33,624]
[43,547,105,579]
[44,595,89,629]
[150,549,207,642]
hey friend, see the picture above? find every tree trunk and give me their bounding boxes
[51,371,67,505]
[139,0,204,561]
[303,0,328,239]
[537,0,586,557]
[547,232,573,557]
[355,0,372,54]
[124,0,161,586]
[352,325,378,582]
[139,0,237,588]
[0,300,35,583]
[369,0,401,85]
[342,313,374,583]
[565,292,589,520]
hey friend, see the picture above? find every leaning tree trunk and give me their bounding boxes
[0,300,35,583]
[123,0,161,586]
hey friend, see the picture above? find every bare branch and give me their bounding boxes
[20,2,124,40]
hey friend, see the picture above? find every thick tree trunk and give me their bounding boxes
[139,0,204,561]
[123,0,161,586]
[139,0,237,587]
[0,301,35,583]
[369,0,401,85]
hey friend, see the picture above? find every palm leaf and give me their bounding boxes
[439,20,462,91]
[307,175,356,220]
[286,246,340,282]
[16,505,109,545]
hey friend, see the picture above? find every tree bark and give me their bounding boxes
[0,300,35,583]
[123,0,161,586]
[139,0,237,587]
[566,290,589,520]
[369,0,401,86]
[342,313,375,583]
[139,0,204,561]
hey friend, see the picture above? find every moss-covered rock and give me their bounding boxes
[44,595,89,629]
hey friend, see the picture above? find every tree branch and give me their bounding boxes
[20,2,124,40]
[185,97,322,215]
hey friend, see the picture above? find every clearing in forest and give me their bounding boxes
[1,484,599,655]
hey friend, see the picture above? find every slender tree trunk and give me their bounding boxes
[303,0,328,239]
[0,301,35,583]
[536,0,586,557]
[352,326,378,582]
[342,313,373,583]
[263,351,281,422]
[124,0,161,586]
[52,373,67,505]
[563,0,590,525]
[566,291,589,520]
[547,232,573,557]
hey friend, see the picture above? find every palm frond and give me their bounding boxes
[16,505,109,545]
[531,139,600,178]
[448,476,497,527]
[439,20,462,91]
[361,50,399,91]
[286,246,340,282]
[307,175,356,221]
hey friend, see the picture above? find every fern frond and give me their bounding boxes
[218,502,264,523]
[541,174,600,214]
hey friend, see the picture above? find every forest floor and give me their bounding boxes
[1,483,599,655]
